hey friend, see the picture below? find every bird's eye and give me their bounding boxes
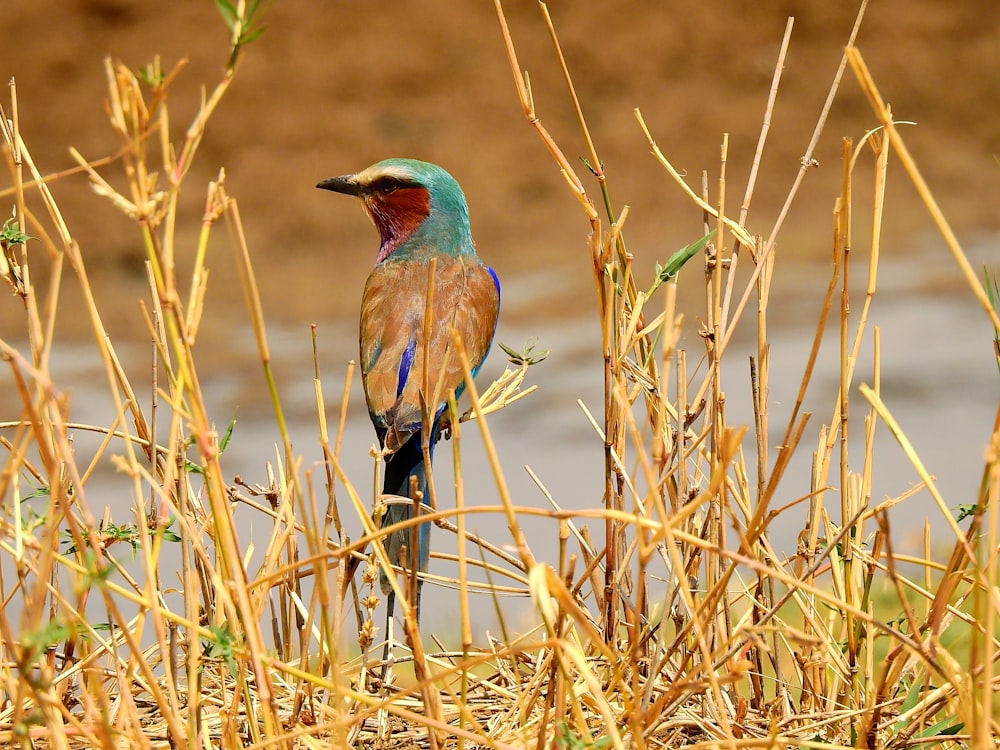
[372,177,401,195]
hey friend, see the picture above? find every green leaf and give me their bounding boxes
[21,484,51,502]
[648,229,717,296]
[155,517,183,543]
[664,229,716,279]
[914,717,964,738]
[185,415,236,474]
[955,502,977,522]
[136,63,165,87]
[984,266,1000,376]
[21,617,74,668]
[158,527,183,543]
[554,722,612,750]
[240,26,268,46]
[499,337,549,367]
[1,218,33,245]
[205,623,241,677]
[214,0,237,27]
[219,412,238,453]
[580,156,601,178]
[220,0,270,71]
[895,681,923,733]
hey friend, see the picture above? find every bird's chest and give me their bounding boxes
[362,257,432,336]
[359,255,468,372]
[361,254,468,323]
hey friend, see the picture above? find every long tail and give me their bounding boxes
[380,431,432,621]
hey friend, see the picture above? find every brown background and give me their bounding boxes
[5,1,999,341]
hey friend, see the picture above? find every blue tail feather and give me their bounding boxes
[379,432,433,602]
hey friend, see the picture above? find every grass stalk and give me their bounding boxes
[0,2,997,747]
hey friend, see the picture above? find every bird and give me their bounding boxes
[317,158,500,626]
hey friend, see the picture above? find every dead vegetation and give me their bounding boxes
[1,1,998,748]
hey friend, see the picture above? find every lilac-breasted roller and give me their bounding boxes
[317,158,500,622]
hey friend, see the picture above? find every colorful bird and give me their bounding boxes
[317,158,500,623]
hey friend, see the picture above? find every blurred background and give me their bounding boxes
[3,1,999,631]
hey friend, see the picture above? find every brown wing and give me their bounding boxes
[360,252,499,454]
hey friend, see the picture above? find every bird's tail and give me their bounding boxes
[379,433,433,617]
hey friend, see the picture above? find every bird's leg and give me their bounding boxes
[376,590,395,740]
[407,474,423,620]
[380,591,396,681]
[414,574,423,621]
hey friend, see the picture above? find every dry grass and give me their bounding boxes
[1,1,999,748]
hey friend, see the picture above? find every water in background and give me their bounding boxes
[4,234,996,639]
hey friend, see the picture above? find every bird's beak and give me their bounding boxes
[316,175,362,196]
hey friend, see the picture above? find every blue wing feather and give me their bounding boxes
[396,336,417,399]
[488,267,500,300]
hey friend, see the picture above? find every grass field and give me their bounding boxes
[1,2,998,747]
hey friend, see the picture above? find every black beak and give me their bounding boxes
[316,175,363,196]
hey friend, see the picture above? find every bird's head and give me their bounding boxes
[317,158,473,265]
